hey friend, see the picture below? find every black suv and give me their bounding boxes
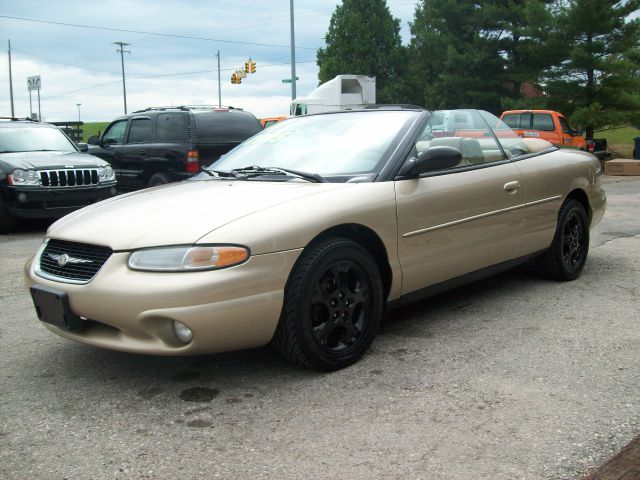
[0,119,117,233]
[87,106,263,191]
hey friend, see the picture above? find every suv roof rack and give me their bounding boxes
[362,104,425,110]
[132,105,243,113]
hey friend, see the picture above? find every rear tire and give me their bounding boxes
[272,238,384,371]
[0,197,16,234]
[536,199,589,281]
[148,173,171,187]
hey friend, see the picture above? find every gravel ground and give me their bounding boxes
[1,176,638,479]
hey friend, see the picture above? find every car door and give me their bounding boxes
[118,116,153,190]
[91,119,128,168]
[395,110,527,295]
[531,113,560,145]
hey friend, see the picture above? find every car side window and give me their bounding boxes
[558,116,571,134]
[156,113,189,143]
[415,110,506,170]
[102,120,128,145]
[127,118,152,144]
[502,114,520,129]
[532,114,554,131]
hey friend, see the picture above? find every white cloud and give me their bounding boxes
[0,0,414,121]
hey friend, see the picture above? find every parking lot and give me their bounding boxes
[1,175,638,480]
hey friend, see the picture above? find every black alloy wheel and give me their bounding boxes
[310,259,373,354]
[272,237,384,371]
[536,199,589,281]
[561,210,586,270]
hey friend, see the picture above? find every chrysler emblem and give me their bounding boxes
[48,253,93,267]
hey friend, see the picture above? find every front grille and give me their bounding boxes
[40,169,99,188]
[38,239,112,283]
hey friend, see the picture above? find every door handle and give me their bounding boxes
[504,181,520,192]
[137,150,146,154]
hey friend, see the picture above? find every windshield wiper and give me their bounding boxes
[230,166,327,183]
[201,169,243,179]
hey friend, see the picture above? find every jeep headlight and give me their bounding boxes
[97,166,115,182]
[128,245,250,272]
[9,168,40,186]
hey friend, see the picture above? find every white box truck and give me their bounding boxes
[290,75,376,116]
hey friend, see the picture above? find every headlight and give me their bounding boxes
[128,245,250,272]
[97,165,115,182]
[9,169,40,186]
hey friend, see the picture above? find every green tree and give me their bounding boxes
[408,0,506,113]
[543,0,640,138]
[488,0,565,110]
[316,0,406,103]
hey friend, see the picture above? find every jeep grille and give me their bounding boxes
[40,169,100,188]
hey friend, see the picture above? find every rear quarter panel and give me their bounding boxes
[514,149,604,252]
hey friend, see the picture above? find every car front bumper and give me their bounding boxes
[5,183,117,219]
[25,247,302,355]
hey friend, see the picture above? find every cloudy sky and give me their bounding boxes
[0,0,416,122]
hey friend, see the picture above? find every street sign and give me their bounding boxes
[282,77,299,83]
[27,75,41,91]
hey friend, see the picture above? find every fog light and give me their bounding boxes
[110,187,117,195]
[173,320,193,344]
[18,192,28,202]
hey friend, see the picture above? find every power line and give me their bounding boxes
[13,47,120,75]
[0,15,320,50]
[40,60,317,100]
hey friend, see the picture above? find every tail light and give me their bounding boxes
[186,150,200,173]
[586,142,595,152]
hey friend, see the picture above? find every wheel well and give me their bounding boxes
[566,189,591,224]
[312,224,392,300]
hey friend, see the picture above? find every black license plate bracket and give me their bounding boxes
[30,285,84,330]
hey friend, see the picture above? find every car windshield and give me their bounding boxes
[0,126,76,153]
[209,111,420,178]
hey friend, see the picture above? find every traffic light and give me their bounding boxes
[230,73,241,84]
[249,59,256,74]
[244,60,250,73]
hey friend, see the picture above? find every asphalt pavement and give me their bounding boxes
[1,175,638,479]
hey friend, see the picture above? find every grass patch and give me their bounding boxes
[81,122,109,142]
[596,125,639,159]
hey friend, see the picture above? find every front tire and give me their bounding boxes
[0,196,16,234]
[272,238,385,371]
[536,199,589,281]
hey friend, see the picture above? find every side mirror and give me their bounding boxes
[397,146,463,179]
[87,135,100,145]
[415,146,462,173]
[77,143,89,152]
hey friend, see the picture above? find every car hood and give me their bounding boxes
[48,179,346,250]
[0,151,108,169]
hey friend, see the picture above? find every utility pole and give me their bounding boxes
[8,40,15,117]
[289,0,297,100]
[113,42,131,114]
[77,103,82,123]
[215,50,221,108]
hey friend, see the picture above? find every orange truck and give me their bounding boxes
[500,109,609,159]
[260,116,288,128]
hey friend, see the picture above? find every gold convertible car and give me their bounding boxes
[25,108,606,370]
